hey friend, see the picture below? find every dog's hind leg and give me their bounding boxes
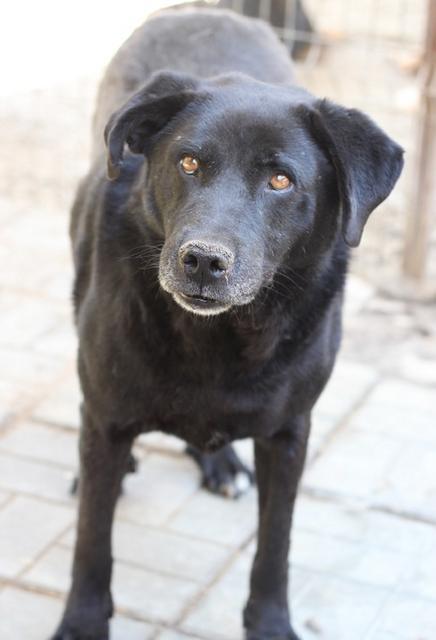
[186,443,254,499]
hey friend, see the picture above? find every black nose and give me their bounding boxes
[179,242,233,282]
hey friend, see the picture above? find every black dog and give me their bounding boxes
[51,8,403,640]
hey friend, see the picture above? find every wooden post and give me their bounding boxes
[403,0,436,280]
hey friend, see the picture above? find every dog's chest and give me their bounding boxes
[125,330,291,449]
[144,359,283,448]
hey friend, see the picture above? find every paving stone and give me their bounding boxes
[0,247,61,293]
[368,593,436,640]
[0,451,75,502]
[33,321,77,360]
[62,519,231,584]
[0,496,73,578]
[40,264,75,305]
[32,374,81,429]
[294,495,436,556]
[138,435,255,471]
[343,274,375,319]
[24,542,201,625]
[117,453,200,527]
[181,551,312,640]
[292,576,389,640]
[0,490,10,508]
[181,552,251,640]
[0,380,32,426]
[0,292,66,349]
[115,521,230,584]
[303,429,403,501]
[0,585,155,640]
[157,631,201,640]
[307,414,336,460]
[22,544,71,593]
[167,488,257,548]
[0,209,70,259]
[0,346,66,391]
[349,378,436,444]
[398,542,436,600]
[373,440,436,523]
[313,360,378,428]
[303,424,436,523]
[114,561,200,624]
[111,616,156,640]
[395,348,436,386]
[0,421,78,468]
[138,431,186,454]
[233,438,254,468]
[292,528,411,588]
[0,587,63,640]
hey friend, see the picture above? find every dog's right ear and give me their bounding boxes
[104,71,201,180]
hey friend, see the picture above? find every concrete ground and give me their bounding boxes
[1,1,436,639]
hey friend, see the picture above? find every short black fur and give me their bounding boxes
[51,8,403,640]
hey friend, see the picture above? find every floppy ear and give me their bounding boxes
[104,71,201,180]
[309,99,404,247]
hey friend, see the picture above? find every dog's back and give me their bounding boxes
[92,9,294,156]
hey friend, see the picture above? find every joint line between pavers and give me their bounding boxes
[0,446,77,472]
[0,576,64,602]
[15,518,75,582]
[151,624,210,640]
[307,371,383,468]
[174,527,256,629]
[369,502,436,527]
[0,361,77,434]
[0,492,16,512]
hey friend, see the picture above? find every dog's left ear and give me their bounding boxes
[104,70,202,180]
[308,99,404,247]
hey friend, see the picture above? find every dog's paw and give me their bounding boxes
[49,598,111,640]
[245,629,300,640]
[187,444,254,499]
[244,601,300,640]
[245,619,301,640]
[49,618,109,640]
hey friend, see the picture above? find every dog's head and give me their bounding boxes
[105,71,403,316]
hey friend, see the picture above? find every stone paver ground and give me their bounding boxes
[1,1,436,638]
[1,279,435,640]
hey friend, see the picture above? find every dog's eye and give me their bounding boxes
[180,155,200,175]
[269,174,292,191]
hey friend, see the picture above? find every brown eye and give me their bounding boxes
[269,173,292,191]
[180,155,199,175]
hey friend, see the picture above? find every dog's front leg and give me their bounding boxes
[244,415,310,640]
[50,407,135,640]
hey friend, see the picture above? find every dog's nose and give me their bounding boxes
[179,242,233,281]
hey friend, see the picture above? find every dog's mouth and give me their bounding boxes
[172,291,231,316]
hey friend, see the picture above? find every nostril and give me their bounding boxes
[182,251,199,273]
[210,257,228,275]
